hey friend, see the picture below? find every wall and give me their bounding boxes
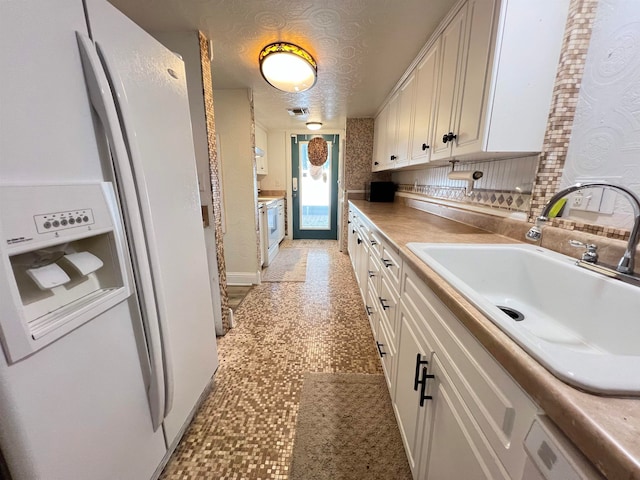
[342,118,391,250]
[558,0,640,232]
[154,31,227,335]
[214,89,260,284]
[393,156,538,217]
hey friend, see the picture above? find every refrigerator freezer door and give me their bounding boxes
[0,0,104,184]
[85,0,219,446]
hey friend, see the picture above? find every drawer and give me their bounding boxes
[378,273,399,345]
[380,241,402,293]
[366,250,381,292]
[368,230,383,258]
[377,317,396,392]
[402,266,538,479]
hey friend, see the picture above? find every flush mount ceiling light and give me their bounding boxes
[306,122,322,131]
[259,42,317,93]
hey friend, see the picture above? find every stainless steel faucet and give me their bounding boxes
[526,183,640,275]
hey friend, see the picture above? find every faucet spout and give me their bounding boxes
[527,183,640,275]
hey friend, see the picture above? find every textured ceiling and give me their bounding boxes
[109,0,457,131]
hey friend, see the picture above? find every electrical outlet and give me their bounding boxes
[573,192,583,207]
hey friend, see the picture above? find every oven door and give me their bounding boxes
[267,204,278,247]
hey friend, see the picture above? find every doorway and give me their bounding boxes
[291,134,339,239]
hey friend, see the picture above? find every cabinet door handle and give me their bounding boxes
[422,143,430,151]
[374,161,379,165]
[352,229,356,234]
[378,297,390,310]
[413,353,430,391]
[442,132,457,144]
[366,306,373,316]
[376,341,386,357]
[419,367,435,406]
[357,238,362,245]
[381,258,393,268]
[390,155,397,161]
[370,240,377,246]
[368,270,376,278]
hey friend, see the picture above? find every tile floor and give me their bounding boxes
[160,240,383,479]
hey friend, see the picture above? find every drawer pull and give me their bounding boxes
[381,258,393,268]
[414,353,430,391]
[379,297,390,310]
[370,240,377,246]
[368,270,376,278]
[418,367,435,406]
[376,341,386,357]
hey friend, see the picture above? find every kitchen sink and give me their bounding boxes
[406,243,640,396]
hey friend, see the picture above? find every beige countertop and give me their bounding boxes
[350,200,640,480]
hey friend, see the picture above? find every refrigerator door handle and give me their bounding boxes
[76,32,173,429]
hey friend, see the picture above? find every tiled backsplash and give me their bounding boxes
[393,156,538,214]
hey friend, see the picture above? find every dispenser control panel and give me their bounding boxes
[34,209,95,233]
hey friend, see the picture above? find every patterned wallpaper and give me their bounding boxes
[559,0,640,232]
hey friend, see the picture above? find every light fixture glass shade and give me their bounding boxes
[306,122,322,130]
[259,43,317,93]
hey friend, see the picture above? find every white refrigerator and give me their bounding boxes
[0,0,220,478]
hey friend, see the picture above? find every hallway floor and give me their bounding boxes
[160,240,384,479]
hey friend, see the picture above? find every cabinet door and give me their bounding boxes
[372,105,388,171]
[431,4,466,161]
[395,73,416,167]
[394,300,433,476]
[410,42,440,166]
[419,353,510,480]
[384,93,400,168]
[452,0,497,157]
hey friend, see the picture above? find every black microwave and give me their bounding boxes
[366,181,396,202]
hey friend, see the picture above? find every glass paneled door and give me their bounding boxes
[291,134,339,239]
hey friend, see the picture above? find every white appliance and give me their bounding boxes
[264,201,280,266]
[0,1,220,479]
[258,202,266,267]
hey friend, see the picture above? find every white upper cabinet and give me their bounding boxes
[384,93,400,168]
[374,0,570,170]
[372,103,388,171]
[409,42,440,166]
[255,123,268,175]
[394,73,416,168]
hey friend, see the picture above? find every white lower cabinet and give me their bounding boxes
[397,265,538,480]
[347,205,602,480]
[419,352,510,480]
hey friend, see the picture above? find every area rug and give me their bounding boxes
[290,373,413,480]
[261,248,308,282]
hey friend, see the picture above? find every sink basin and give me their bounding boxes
[407,243,640,395]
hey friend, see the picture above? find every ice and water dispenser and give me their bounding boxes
[0,183,132,362]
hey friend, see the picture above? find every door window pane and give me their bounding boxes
[299,141,331,230]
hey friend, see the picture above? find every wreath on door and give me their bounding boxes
[308,137,328,166]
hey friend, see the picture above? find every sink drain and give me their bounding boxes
[497,306,525,322]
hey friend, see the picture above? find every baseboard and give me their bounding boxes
[226,271,260,285]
